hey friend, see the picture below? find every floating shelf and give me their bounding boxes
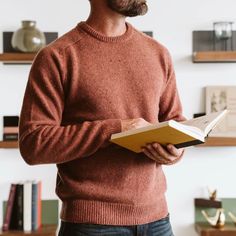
[199,137,236,147]
[0,53,36,64]
[193,51,236,63]
[194,198,222,208]
[195,223,236,236]
[0,141,19,149]
[0,225,57,236]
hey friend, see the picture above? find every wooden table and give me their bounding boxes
[195,223,236,236]
[0,225,57,236]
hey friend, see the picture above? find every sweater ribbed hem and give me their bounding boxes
[60,198,168,226]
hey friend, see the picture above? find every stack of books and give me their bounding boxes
[2,180,42,232]
[3,116,19,141]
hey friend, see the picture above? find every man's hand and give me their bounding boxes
[121,118,152,132]
[120,118,184,164]
[142,143,184,164]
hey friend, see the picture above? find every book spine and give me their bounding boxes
[3,133,18,141]
[2,184,17,231]
[3,116,19,127]
[174,139,204,148]
[37,181,42,228]
[23,181,32,232]
[31,182,38,231]
[17,184,24,230]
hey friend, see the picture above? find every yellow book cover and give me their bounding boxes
[110,110,227,153]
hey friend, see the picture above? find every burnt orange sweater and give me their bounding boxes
[19,21,184,225]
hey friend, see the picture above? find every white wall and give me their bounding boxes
[1,0,236,235]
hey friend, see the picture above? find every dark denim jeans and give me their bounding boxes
[58,214,174,236]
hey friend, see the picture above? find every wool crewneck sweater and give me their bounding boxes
[19,21,184,225]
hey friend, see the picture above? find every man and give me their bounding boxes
[19,0,185,235]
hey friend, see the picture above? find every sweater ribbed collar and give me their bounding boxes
[77,21,133,43]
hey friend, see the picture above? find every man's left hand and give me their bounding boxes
[141,143,184,164]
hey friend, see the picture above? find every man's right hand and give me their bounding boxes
[121,118,152,132]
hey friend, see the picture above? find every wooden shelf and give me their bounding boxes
[195,223,236,236]
[0,225,57,236]
[193,51,236,63]
[199,137,236,147]
[0,141,19,148]
[0,53,36,64]
[194,198,222,208]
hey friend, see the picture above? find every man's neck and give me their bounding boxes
[86,4,127,37]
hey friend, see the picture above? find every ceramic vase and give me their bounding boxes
[11,20,46,52]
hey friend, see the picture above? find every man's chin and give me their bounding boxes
[122,4,148,17]
[107,0,148,17]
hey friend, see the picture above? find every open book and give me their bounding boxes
[110,110,228,153]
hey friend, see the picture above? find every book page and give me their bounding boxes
[206,86,236,137]
[180,111,227,136]
[174,123,204,137]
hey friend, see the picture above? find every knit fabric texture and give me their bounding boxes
[19,21,184,225]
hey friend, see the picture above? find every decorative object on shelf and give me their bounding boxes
[205,86,236,137]
[208,187,217,201]
[201,208,225,228]
[195,198,236,235]
[228,211,236,224]
[214,22,234,51]
[3,116,19,141]
[0,31,58,65]
[11,20,46,53]
[192,21,236,62]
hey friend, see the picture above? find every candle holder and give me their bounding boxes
[214,21,234,51]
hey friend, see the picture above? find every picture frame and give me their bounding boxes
[206,86,236,137]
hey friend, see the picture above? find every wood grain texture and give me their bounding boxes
[195,223,236,236]
[0,225,57,236]
[194,198,222,208]
[193,51,236,62]
[0,53,36,63]
[0,141,19,148]
[199,137,236,147]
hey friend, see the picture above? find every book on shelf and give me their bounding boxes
[2,180,42,232]
[2,184,17,231]
[9,183,23,230]
[3,116,19,141]
[206,86,236,137]
[110,110,228,153]
[32,180,42,230]
[23,181,32,232]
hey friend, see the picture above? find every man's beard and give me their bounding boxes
[107,0,148,17]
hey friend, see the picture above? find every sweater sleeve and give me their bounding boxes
[19,47,122,165]
[158,50,185,123]
[157,50,186,165]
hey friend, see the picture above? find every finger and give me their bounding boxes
[167,144,183,157]
[145,144,159,157]
[143,146,170,164]
[152,143,176,161]
[141,148,157,161]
